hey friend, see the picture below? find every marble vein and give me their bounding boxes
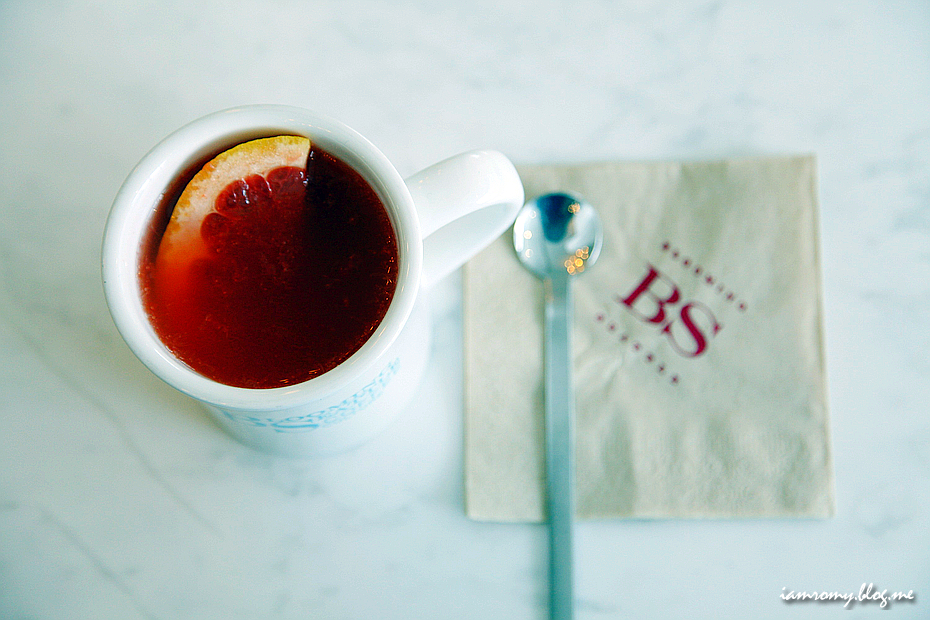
[40,506,161,620]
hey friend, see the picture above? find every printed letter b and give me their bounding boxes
[621,264,680,324]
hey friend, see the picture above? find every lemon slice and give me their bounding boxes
[156,135,311,271]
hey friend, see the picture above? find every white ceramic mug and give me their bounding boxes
[102,105,524,456]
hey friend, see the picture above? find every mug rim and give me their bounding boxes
[102,104,422,410]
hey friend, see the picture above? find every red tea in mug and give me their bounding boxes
[139,136,398,389]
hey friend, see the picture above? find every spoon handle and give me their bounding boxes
[545,272,575,620]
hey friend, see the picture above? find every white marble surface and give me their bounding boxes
[1,1,928,618]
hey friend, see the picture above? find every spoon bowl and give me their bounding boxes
[513,192,603,281]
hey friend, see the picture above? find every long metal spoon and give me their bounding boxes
[513,192,603,620]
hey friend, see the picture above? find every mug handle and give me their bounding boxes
[405,150,525,288]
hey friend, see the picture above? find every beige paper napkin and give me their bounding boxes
[464,155,834,521]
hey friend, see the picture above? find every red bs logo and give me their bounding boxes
[619,264,722,358]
